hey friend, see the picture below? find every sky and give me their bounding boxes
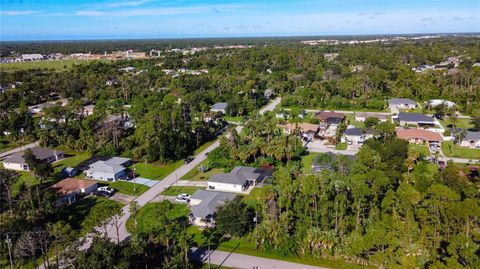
[0,0,479,41]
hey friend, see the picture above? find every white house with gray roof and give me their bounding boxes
[460,131,480,149]
[210,102,228,114]
[207,166,272,193]
[388,98,417,110]
[85,157,131,181]
[189,190,237,227]
[2,147,64,171]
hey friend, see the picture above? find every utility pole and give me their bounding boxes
[208,236,211,269]
[254,211,259,250]
[5,234,13,269]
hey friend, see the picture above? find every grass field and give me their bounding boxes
[126,202,190,233]
[107,181,150,196]
[409,144,431,156]
[52,150,92,175]
[441,141,480,159]
[0,59,109,71]
[301,153,317,174]
[60,196,122,235]
[133,160,183,180]
[345,114,364,128]
[161,186,201,196]
[335,142,348,150]
[440,118,473,129]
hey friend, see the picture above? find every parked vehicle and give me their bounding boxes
[175,196,190,203]
[93,190,113,197]
[97,186,116,195]
[177,193,190,199]
[184,156,194,164]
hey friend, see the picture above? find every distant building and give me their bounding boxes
[460,131,480,149]
[210,102,228,114]
[2,147,64,171]
[85,157,131,181]
[342,127,374,144]
[426,99,456,109]
[388,98,417,110]
[189,190,237,227]
[50,178,98,206]
[208,166,273,193]
[28,98,69,114]
[20,54,44,61]
[355,112,388,122]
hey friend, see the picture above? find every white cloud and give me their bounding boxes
[75,5,241,17]
[0,10,39,16]
[105,0,150,8]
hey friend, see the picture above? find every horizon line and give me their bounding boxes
[2,31,479,43]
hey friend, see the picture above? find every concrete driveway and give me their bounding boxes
[128,177,157,187]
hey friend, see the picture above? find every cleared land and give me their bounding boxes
[133,160,183,180]
[0,59,110,71]
[161,186,201,196]
[442,141,480,159]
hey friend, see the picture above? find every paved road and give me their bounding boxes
[0,141,39,159]
[80,140,221,249]
[260,97,281,115]
[189,248,328,269]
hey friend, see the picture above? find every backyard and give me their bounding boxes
[440,117,473,129]
[408,144,431,157]
[441,141,480,159]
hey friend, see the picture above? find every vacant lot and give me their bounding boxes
[133,160,183,180]
[126,202,190,233]
[409,144,431,156]
[442,141,480,159]
[0,59,110,71]
[161,186,201,196]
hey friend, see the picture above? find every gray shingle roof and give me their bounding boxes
[190,190,237,219]
[209,166,271,185]
[105,157,130,166]
[344,128,363,136]
[87,160,126,174]
[3,147,63,164]
[465,131,480,141]
[211,102,228,110]
[398,113,434,123]
[388,98,416,106]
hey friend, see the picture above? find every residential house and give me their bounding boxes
[28,98,69,115]
[50,178,98,206]
[355,112,388,122]
[85,157,131,181]
[210,102,228,114]
[398,113,435,127]
[20,54,44,61]
[105,78,118,86]
[396,128,442,145]
[2,147,64,171]
[279,123,319,141]
[189,190,237,227]
[426,99,456,109]
[388,98,417,110]
[460,131,480,149]
[342,127,374,144]
[208,166,273,193]
[314,111,345,125]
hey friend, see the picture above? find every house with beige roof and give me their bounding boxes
[50,178,98,206]
[396,128,442,145]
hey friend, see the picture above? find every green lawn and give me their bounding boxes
[59,196,122,235]
[132,160,183,180]
[52,151,92,175]
[442,141,480,159]
[223,116,243,122]
[12,172,41,197]
[345,114,364,128]
[408,144,431,156]
[440,118,473,129]
[126,202,190,233]
[335,142,348,150]
[241,188,263,208]
[107,181,150,196]
[161,186,201,196]
[0,59,110,71]
[181,159,225,181]
[187,226,372,269]
[301,153,317,174]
